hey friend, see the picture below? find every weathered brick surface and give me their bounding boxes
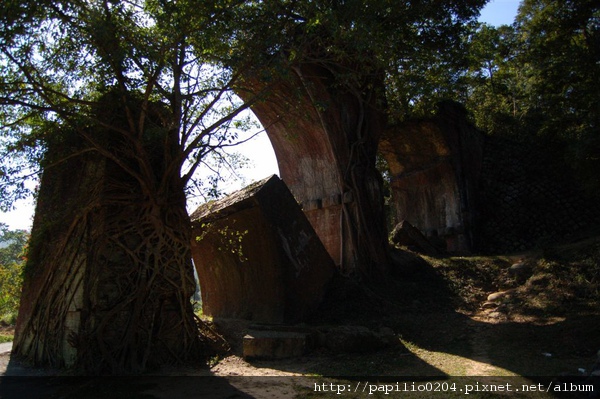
[382,102,599,254]
[191,175,335,323]
[380,102,482,253]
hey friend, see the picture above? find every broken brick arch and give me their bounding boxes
[241,70,483,263]
[239,63,391,276]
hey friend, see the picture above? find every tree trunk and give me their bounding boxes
[14,101,202,374]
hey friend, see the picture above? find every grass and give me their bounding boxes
[0,332,13,343]
[418,236,600,317]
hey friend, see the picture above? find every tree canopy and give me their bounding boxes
[0,0,261,211]
[226,0,486,113]
[1,0,267,373]
[392,0,599,191]
[3,0,597,213]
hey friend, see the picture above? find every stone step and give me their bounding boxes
[243,330,308,360]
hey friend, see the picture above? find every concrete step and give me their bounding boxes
[243,330,308,360]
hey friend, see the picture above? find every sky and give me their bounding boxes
[479,0,521,27]
[0,0,522,231]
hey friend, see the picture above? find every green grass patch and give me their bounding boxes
[0,333,13,343]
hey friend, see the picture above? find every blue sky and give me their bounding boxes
[0,1,523,231]
[479,0,521,26]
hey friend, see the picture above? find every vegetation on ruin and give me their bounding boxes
[0,0,265,373]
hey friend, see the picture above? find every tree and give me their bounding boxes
[0,0,491,371]
[400,0,599,185]
[457,23,529,136]
[515,0,600,190]
[1,0,262,373]
[459,1,599,189]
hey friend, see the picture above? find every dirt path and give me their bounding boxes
[465,324,496,375]
[0,342,12,354]
[1,313,597,399]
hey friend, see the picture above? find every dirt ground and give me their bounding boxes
[1,241,599,398]
[2,308,597,398]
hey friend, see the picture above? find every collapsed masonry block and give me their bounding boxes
[390,220,442,255]
[243,330,308,360]
[242,324,398,359]
[190,175,335,324]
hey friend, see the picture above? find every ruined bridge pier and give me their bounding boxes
[241,63,390,275]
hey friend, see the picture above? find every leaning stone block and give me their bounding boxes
[191,175,335,324]
[390,220,441,255]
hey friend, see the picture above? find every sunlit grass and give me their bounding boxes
[0,333,13,344]
[401,339,518,377]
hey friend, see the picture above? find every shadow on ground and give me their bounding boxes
[232,248,600,397]
[2,245,599,398]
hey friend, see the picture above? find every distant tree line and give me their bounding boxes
[0,223,27,323]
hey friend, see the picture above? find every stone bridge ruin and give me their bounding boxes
[189,86,485,323]
[13,63,485,373]
[16,57,596,373]
[246,73,482,262]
